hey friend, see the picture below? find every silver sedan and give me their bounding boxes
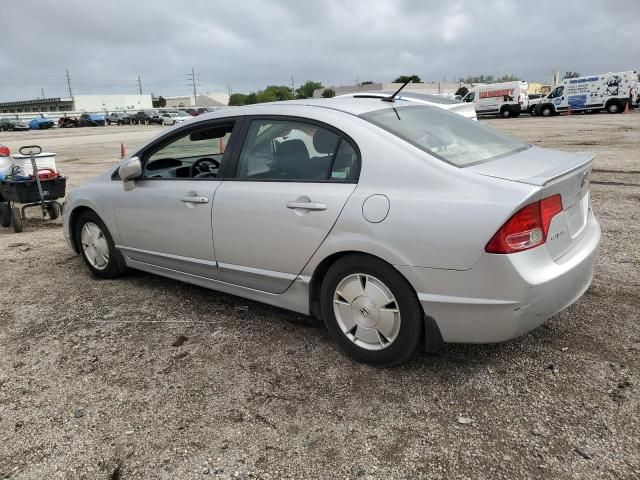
[63,97,600,367]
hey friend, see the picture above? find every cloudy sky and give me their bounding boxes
[1,0,638,101]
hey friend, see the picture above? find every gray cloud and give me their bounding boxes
[1,0,639,101]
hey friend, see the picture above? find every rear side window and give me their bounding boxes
[361,105,528,167]
[236,119,358,182]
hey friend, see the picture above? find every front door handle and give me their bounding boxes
[286,201,327,211]
[180,196,209,204]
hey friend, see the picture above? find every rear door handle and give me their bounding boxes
[286,201,327,211]
[180,196,209,204]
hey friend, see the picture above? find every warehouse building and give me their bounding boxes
[0,94,152,113]
[313,81,470,98]
[164,93,230,108]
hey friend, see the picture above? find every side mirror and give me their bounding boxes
[118,156,142,191]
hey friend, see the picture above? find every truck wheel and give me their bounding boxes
[500,107,511,118]
[528,106,535,115]
[541,106,553,117]
[606,101,621,114]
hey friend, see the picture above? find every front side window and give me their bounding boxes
[142,123,233,179]
[361,105,528,167]
[549,86,564,98]
[236,119,358,182]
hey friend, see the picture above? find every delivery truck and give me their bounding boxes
[534,71,638,116]
[461,81,529,118]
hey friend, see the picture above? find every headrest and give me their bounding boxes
[313,129,339,154]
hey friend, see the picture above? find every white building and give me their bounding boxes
[164,93,229,108]
[0,94,152,113]
[313,82,470,98]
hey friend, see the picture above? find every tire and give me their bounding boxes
[74,210,126,279]
[11,207,23,233]
[320,254,424,367]
[106,120,111,125]
[541,106,553,117]
[606,101,620,114]
[0,203,11,227]
[500,107,511,118]
[528,106,535,115]
[45,203,60,220]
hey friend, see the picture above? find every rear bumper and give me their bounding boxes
[397,211,600,343]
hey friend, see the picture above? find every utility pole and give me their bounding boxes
[41,88,45,99]
[291,75,295,97]
[65,69,74,99]
[187,67,198,107]
[137,75,143,95]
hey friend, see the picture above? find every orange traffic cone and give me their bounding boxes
[567,106,571,116]
[624,101,630,113]
[120,142,126,159]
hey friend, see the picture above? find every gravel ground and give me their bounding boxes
[1,112,639,479]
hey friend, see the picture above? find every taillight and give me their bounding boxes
[485,195,563,254]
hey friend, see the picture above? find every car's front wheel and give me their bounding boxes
[320,254,423,367]
[75,211,126,278]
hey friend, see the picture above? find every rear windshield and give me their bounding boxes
[361,105,529,166]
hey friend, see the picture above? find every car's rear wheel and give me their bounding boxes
[500,107,511,118]
[320,254,423,367]
[75,211,126,279]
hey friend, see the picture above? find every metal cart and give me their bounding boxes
[0,145,66,233]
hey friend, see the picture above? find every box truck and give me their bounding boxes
[461,81,529,118]
[534,71,638,116]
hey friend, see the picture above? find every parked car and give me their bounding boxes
[526,93,546,115]
[58,115,80,128]
[79,113,106,127]
[0,118,29,131]
[63,98,600,367]
[29,117,55,129]
[130,110,162,125]
[338,91,477,120]
[160,112,192,126]
[106,112,130,125]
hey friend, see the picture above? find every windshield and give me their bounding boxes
[361,105,528,167]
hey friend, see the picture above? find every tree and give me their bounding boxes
[244,92,259,105]
[496,74,520,82]
[228,93,247,106]
[563,71,581,79]
[360,81,374,85]
[322,88,335,98]
[463,74,495,84]
[393,75,421,83]
[295,81,323,99]
[455,86,469,97]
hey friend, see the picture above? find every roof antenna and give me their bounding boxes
[382,79,411,102]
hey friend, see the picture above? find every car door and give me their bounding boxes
[212,117,360,293]
[113,119,239,278]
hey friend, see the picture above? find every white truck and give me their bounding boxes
[534,71,638,116]
[461,81,529,118]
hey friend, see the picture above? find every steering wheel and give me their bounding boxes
[190,157,220,178]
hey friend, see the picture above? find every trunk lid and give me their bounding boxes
[468,146,594,260]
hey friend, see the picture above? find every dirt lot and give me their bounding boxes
[1,112,639,479]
